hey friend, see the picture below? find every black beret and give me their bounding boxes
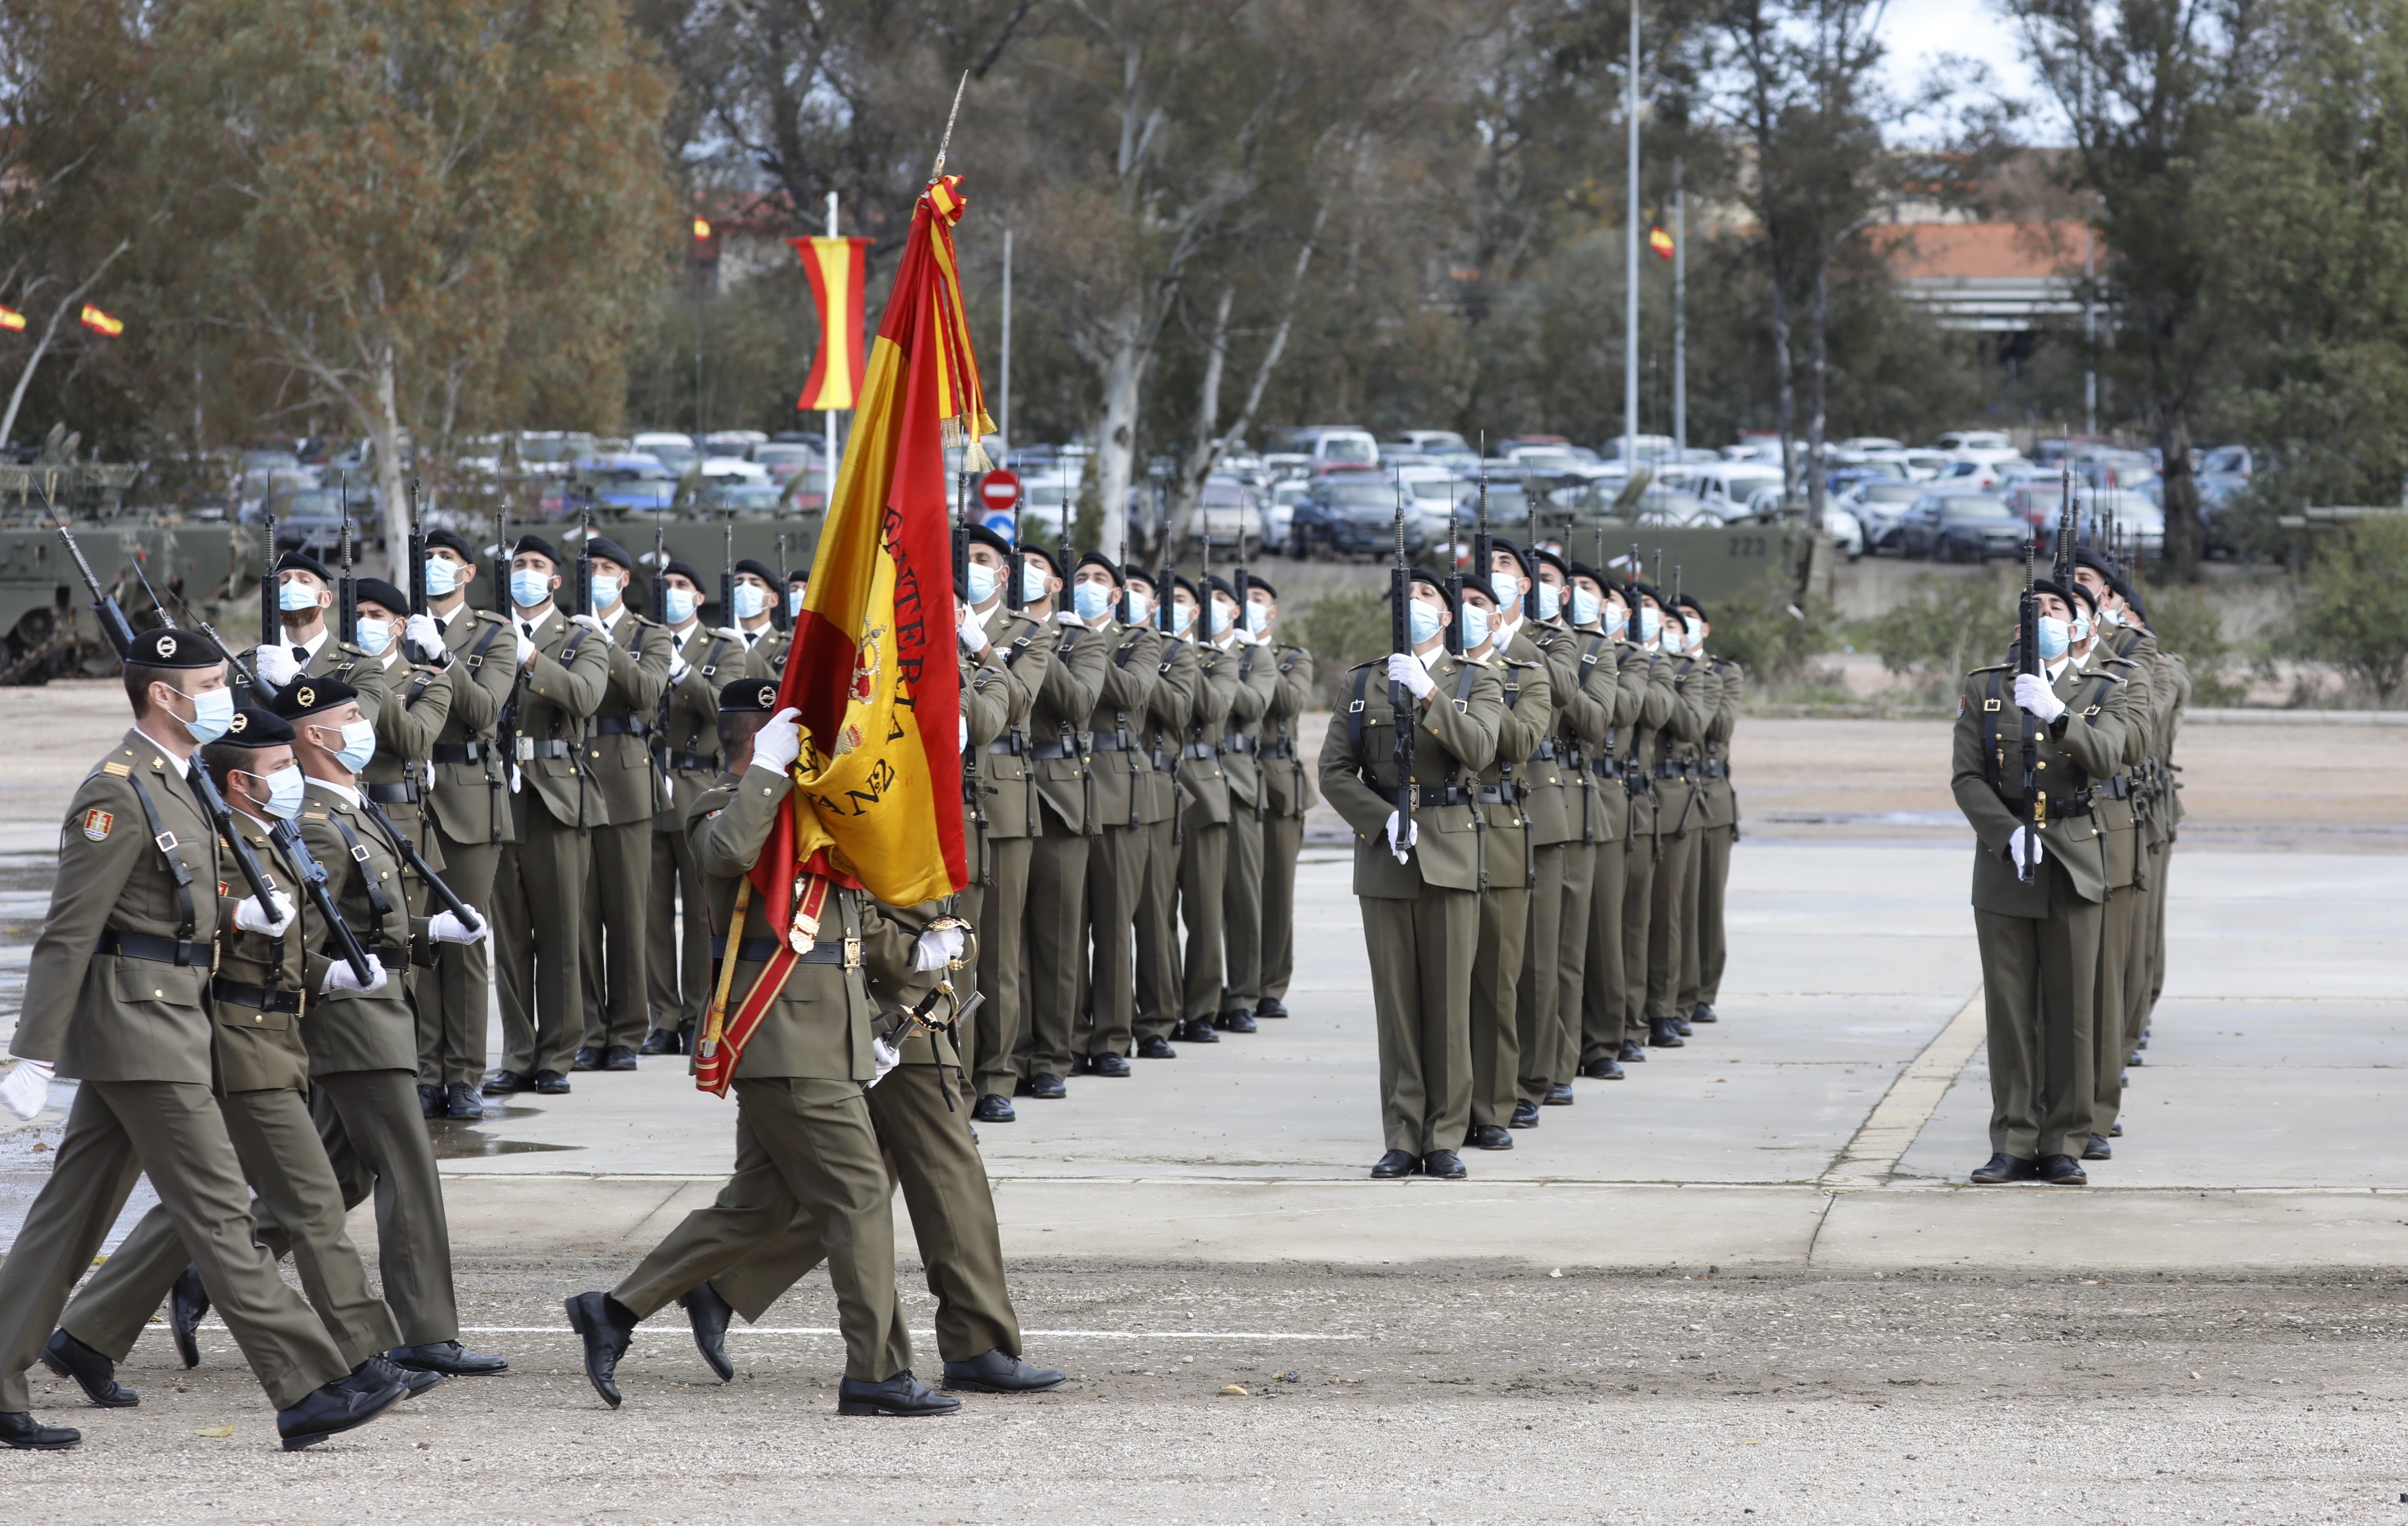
[512,533,562,566]
[1528,546,1570,582]
[660,559,706,588]
[1673,593,1709,623]
[424,528,477,561]
[1567,560,1608,586]
[717,678,780,713]
[1484,536,1532,578]
[273,552,332,583]
[1244,575,1278,600]
[1020,542,1068,579]
[1628,580,1666,607]
[353,578,408,615]
[1403,567,1452,601]
[272,673,359,720]
[1201,574,1238,602]
[126,626,224,670]
[733,558,780,586]
[2072,546,2125,582]
[2062,580,2099,615]
[2121,586,2149,624]
[962,524,1012,560]
[787,568,808,585]
[2030,576,2077,608]
[1659,602,1689,626]
[218,707,295,747]
[584,536,635,570]
[1076,550,1123,585]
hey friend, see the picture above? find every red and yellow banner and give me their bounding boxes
[697,179,991,1095]
[0,306,25,332]
[792,235,872,411]
[79,304,123,336]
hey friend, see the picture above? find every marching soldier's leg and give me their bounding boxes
[751,1078,899,1381]
[1362,895,1426,1156]
[307,1071,460,1347]
[1579,838,1628,1070]
[222,1090,400,1366]
[1221,806,1266,1021]
[2121,871,2154,1064]
[1082,823,1145,1062]
[2146,845,2172,1018]
[1132,817,1184,1048]
[429,836,501,1090]
[1548,835,1595,1086]
[1974,908,2045,1163]
[610,1104,800,1318]
[1470,880,1530,1132]
[575,819,652,1059]
[873,1064,1020,1362]
[1695,822,1734,1015]
[971,836,1034,1105]
[1178,818,1230,1034]
[2038,893,2102,1165]
[1677,825,1706,1018]
[490,838,538,1080]
[522,810,589,1079]
[1620,831,1658,1048]
[645,824,704,1046]
[1645,828,1696,1038]
[1258,809,1304,1013]
[0,1087,146,1411]
[1515,842,1568,1109]
[1420,886,1479,1155]
[54,1202,187,1365]
[1021,817,1090,1085]
[2091,888,2135,1144]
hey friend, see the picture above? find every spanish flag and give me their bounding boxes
[792,235,872,411]
[696,178,990,1096]
[79,304,124,336]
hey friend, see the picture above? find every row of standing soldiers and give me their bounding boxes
[1312,539,1744,1179]
[1951,548,2186,1186]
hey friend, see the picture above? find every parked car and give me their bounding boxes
[631,432,698,473]
[1747,485,1866,558]
[262,487,363,557]
[1386,429,1469,455]
[696,479,789,516]
[702,429,767,455]
[1936,430,2015,453]
[1291,473,1430,559]
[750,442,819,486]
[1843,479,1932,552]
[571,453,678,513]
[1264,479,1308,546]
[1184,475,1265,555]
[2196,443,2252,477]
[1670,461,1786,520]
[1268,425,1380,467]
[1899,492,2028,561]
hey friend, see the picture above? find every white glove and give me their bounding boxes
[750,707,803,773]
[403,614,443,656]
[321,958,389,995]
[957,715,969,750]
[2005,825,2045,868]
[668,655,691,685]
[0,1059,55,1121]
[233,891,297,937]
[1386,651,1436,701]
[427,909,486,945]
[254,644,300,686]
[2013,672,2066,724]
[570,613,607,636]
[713,626,747,646]
[1054,609,1083,625]
[914,925,966,972]
[1384,809,1418,864]
[958,605,988,654]
[516,631,539,668]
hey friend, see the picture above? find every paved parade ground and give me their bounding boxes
[1,685,2403,1519]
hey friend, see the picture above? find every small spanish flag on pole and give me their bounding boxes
[1648,227,1676,261]
[0,305,26,333]
[80,304,124,336]
[792,235,872,412]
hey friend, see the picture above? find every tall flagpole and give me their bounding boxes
[1001,228,1013,458]
[824,191,840,500]
[1624,3,1641,472]
[1673,156,1687,457]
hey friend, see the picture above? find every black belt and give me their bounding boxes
[1181,741,1220,761]
[1589,756,1624,780]
[516,738,573,760]
[1655,761,1694,780]
[667,749,721,773]
[1089,735,1133,752]
[320,941,411,970]
[96,929,212,967]
[1150,749,1177,772]
[2009,793,2096,819]
[1414,785,1470,807]
[1533,740,1560,761]
[366,781,419,806]
[2102,775,2132,799]
[1702,758,1729,780]
[432,742,487,764]
[1028,737,1084,761]
[211,977,302,1014]
[986,736,1024,757]
[711,935,858,966]
[595,716,648,737]
[1477,782,1521,805]
[1624,774,1653,797]
[1221,734,1256,755]
[1260,740,1295,760]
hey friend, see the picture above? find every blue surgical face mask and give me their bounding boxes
[732,583,770,621]
[510,568,552,608]
[590,574,622,609]
[177,685,235,745]
[329,719,376,773]
[1665,623,1688,654]
[2100,604,2125,628]
[664,587,700,625]
[1489,571,1522,610]
[787,587,804,618]
[355,617,392,656]
[423,558,459,597]
[1172,600,1196,636]
[1461,603,1491,650]
[964,563,1000,605]
[2037,615,2070,661]
[1073,580,1113,621]
[1408,601,1442,647]
[1208,598,1233,637]
[1245,602,1268,636]
[1535,582,1562,622]
[1571,587,1601,628]
[1125,590,1153,626]
[1638,606,1663,644]
[1019,558,1050,605]
[279,578,320,613]
[252,764,305,821]
[2070,612,2091,645]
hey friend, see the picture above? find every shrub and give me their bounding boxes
[1286,590,1392,707]
[1865,570,2017,696]
[2293,515,2408,703]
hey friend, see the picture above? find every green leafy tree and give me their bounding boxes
[1865,570,2017,696]
[2293,516,2408,703]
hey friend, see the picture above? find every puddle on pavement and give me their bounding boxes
[427,1103,578,1159]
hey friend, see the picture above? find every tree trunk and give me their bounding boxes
[1768,244,1798,505]
[1805,254,1830,524]
[1091,311,1148,564]
[372,348,410,581]
[2155,402,2201,578]
[1162,287,1235,562]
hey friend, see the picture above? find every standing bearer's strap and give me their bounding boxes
[693,877,753,1079]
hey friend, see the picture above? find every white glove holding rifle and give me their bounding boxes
[1384,809,1417,865]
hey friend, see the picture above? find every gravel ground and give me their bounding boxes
[11,1260,2406,1523]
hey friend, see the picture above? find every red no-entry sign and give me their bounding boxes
[979,469,1021,512]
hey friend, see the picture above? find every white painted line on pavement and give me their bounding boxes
[177,1325,1362,1341]
[1819,985,1986,1192]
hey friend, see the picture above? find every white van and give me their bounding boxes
[1272,426,1380,467]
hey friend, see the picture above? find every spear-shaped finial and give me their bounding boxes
[931,72,970,182]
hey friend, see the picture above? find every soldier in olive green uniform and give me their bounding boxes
[2058,581,2146,1158]
[960,529,1053,1121]
[564,687,959,1417]
[644,560,741,1055]
[1455,581,1553,1150]
[346,580,455,1117]
[247,550,387,723]
[1575,569,1659,1077]
[722,559,786,678]
[51,708,404,1409]
[1015,543,1109,1098]
[1951,579,2130,1185]
[415,530,518,1120]
[1674,595,1741,1029]
[1128,571,1201,1058]
[1250,580,1315,1022]
[1317,572,1503,1180]
[1612,580,1685,1062]
[1644,601,1719,1047]
[486,534,612,1096]
[669,899,1066,1398]
[950,569,1017,1070]
[574,537,674,1071]
[280,677,504,1374]
[0,630,398,1452]
[1066,553,1160,1073]
[2076,554,2176,1080]
[1207,575,1281,1034]
[1179,581,1250,1042]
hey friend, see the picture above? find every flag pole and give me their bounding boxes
[824,191,840,505]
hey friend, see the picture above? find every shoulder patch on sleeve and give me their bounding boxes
[81,807,114,841]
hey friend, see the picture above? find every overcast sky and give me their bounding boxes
[1878,0,2054,133]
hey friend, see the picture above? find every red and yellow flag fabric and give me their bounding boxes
[79,304,124,336]
[791,235,872,411]
[696,178,992,1096]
